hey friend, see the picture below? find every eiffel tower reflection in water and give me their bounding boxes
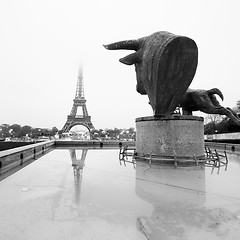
[69,148,88,204]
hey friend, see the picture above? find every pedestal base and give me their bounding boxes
[136,115,204,160]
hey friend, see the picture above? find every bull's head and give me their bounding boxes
[104,31,198,116]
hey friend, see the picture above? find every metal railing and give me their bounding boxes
[119,145,229,169]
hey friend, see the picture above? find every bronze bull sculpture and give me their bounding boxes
[104,31,198,116]
[104,31,240,125]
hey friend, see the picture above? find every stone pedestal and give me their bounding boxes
[135,115,204,160]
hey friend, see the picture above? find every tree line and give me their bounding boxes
[0,124,59,139]
[0,124,136,141]
[90,127,136,141]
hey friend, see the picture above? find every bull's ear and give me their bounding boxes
[119,53,141,65]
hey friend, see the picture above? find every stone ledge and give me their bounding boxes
[136,115,204,122]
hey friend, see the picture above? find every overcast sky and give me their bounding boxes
[0,0,239,130]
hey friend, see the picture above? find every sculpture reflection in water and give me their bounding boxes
[118,154,236,239]
[135,162,207,239]
[117,150,240,238]
[69,148,88,204]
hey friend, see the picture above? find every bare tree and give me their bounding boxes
[204,114,225,133]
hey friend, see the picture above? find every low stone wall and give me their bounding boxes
[0,141,55,174]
[205,141,240,152]
[0,141,35,151]
[0,140,134,175]
[205,132,240,141]
[55,140,135,148]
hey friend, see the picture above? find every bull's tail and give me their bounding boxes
[206,88,224,101]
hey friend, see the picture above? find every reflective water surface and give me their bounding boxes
[0,148,240,239]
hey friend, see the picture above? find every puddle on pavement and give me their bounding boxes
[0,148,240,239]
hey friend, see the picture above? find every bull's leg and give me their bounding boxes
[203,106,240,126]
[226,107,240,119]
[223,108,240,126]
[182,108,192,115]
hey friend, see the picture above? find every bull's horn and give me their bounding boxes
[103,39,140,51]
[207,88,224,101]
[119,52,141,65]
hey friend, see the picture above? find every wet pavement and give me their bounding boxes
[0,148,240,239]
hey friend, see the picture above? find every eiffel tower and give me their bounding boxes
[62,66,94,133]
